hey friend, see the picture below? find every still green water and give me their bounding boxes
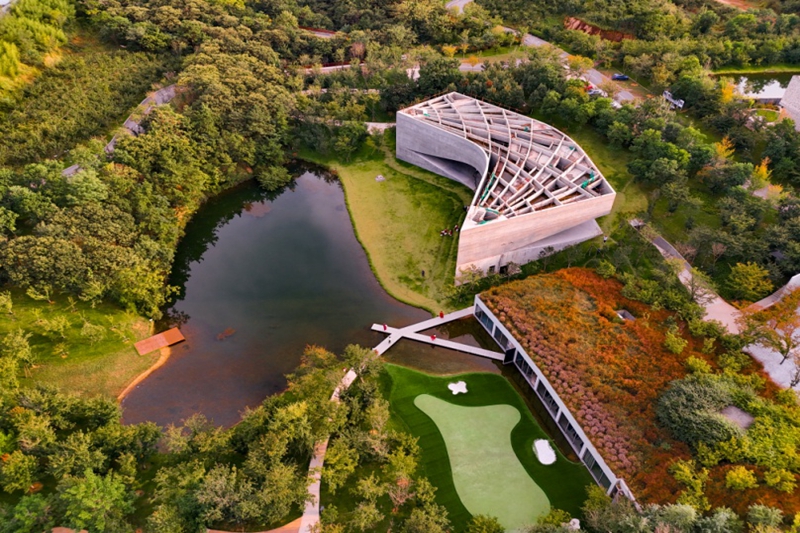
[122,167,495,427]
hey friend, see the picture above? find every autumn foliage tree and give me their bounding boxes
[740,289,800,373]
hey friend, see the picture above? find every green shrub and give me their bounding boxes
[467,514,505,533]
[695,507,743,533]
[670,460,710,512]
[538,508,571,526]
[747,504,783,528]
[582,484,612,513]
[685,355,711,374]
[652,503,697,532]
[596,260,616,279]
[725,466,758,490]
[702,337,716,354]
[717,351,752,372]
[657,376,741,448]
[664,328,688,354]
[764,468,797,493]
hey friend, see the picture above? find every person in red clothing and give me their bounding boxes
[439,311,444,319]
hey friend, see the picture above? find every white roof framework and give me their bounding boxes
[401,93,613,218]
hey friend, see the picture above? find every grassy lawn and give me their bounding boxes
[2,289,155,398]
[299,131,473,313]
[384,365,594,529]
[755,108,780,122]
[414,394,550,529]
[461,46,527,64]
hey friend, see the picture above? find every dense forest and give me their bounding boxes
[3,0,800,528]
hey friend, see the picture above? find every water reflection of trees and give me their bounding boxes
[161,162,339,316]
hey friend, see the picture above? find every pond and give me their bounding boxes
[121,165,496,427]
[732,72,795,100]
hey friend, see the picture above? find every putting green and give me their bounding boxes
[414,394,550,530]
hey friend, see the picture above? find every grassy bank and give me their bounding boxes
[298,131,473,313]
[2,290,155,398]
[712,63,800,75]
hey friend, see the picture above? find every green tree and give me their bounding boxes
[468,514,505,532]
[58,469,134,533]
[0,451,37,493]
[49,431,107,480]
[402,505,450,533]
[349,501,383,532]
[322,438,359,494]
[726,262,773,302]
[0,494,52,533]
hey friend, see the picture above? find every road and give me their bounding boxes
[305,4,637,103]
[443,0,635,102]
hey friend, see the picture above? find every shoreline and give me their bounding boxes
[712,67,800,76]
[295,154,445,316]
[117,346,172,402]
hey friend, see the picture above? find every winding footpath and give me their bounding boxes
[635,221,800,390]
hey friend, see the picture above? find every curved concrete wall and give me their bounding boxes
[396,112,489,191]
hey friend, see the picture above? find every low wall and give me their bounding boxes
[473,294,637,502]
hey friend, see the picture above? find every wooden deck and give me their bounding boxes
[134,327,185,355]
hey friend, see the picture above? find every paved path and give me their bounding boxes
[208,518,302,533]
[445,0,472,13]
[750,274,800,311]
[301,27,336,39]
[365,121,395,133]
[638,222,800,389]
[636,224,742,334]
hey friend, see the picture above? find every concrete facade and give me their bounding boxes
[396,92,616,277]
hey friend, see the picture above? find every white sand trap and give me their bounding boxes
[448,381,468,395]
[533,439,556,465]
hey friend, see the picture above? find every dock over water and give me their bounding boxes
[134,327,185,355]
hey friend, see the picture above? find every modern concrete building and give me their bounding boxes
[780,75,800,131]
[397,92,616,277]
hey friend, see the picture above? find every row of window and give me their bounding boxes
[476,301,614,491]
